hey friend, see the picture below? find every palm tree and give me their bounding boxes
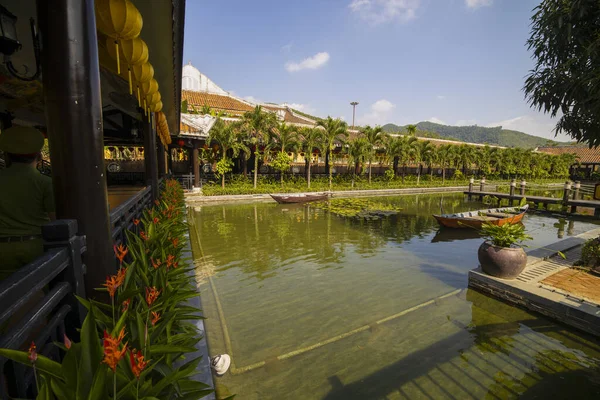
[413,140,434,185]
[208,119,248,188]
[423,142,438,179]
[298,127,323,189]
[269,122,300,186]
[406,124,418,136]
[384,135,403,177]
[241,106,278,188]
[316,117,349,190]
[437,144,455,184]
[346,137,371,186]
[392,135,418,183]
[362,125,385,183]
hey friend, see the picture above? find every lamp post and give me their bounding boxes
[350,101,359,130]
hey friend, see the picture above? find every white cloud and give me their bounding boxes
[485,114,571,141]
[456,119,477,126]
[281,43,292,54]
[427,117,447,125]
[465,0,493,9]
[357,99,396,125]
[436,95,446,100]
[285,52,330,72]
[243,96,262,104]
[284,103,317,115]
[349,0,420,25]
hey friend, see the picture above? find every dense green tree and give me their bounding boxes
[316,117,349,190]
[298,127,323,189]
[406,124,417,136]
[413,140,434,185]
[346,137,371,185]
[269,123,300,186]
[362,125,385,184]
[208,119,248,188]
[241,106,278,188]
[524,0,600,146]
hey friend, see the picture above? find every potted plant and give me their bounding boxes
[478,222,532,279]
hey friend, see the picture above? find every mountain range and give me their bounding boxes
[381,121,561,148]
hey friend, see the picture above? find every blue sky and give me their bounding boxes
[183,0,569,141]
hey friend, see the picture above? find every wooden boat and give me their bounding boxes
[270,192,330,204]
[432,204,529,229]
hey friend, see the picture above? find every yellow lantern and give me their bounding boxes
[145,91,161,116]
[95,0,143,74]
[106,37,148,94]
[149,100,163,113]
[132,63,154,106]
[140,78,158,98]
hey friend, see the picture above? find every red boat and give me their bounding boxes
[270,193,330,204]
[433,204,529,229]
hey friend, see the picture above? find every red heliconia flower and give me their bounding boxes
[103,275,120,298]
[151,311,161,326]
[166,254,175,269]
[145,287,161,307]
[153,217,160,224]
[122,298,131,312]
[133,218,140,226]
[113,244,128,264]
[173,261,179,269]
[154,199,160,206]
[151,257,162,270]
[129,348,149,379]
[28,342,37,363]
[171,237,179,247]
[116,267,127,286]
[140,231,148,241]
[102,328,127,372]
[63,334,72,349]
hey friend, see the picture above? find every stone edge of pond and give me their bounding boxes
[469,226,600,338]
[177,229,216,400]
[184,185,472,204]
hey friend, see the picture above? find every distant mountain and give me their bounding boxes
[381,121,559,148]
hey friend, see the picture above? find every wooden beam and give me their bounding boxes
[37,0,114,296]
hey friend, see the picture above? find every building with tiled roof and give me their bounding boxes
[181,90,255,116]
[536,145,600,164]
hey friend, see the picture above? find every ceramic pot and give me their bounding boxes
[478,241,527,279]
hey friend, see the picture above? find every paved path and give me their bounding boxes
[469,227,600,337]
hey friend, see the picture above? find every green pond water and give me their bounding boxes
[189,192,600,400]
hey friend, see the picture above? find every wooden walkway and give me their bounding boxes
[464,184,600,216]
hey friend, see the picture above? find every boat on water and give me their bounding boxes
[433,204,529,229]
[270,192,330,204]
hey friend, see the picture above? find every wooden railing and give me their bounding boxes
[0,220,86,399]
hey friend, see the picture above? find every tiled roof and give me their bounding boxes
[537,146,600,163]
[182,90,254,115]
[262,105,316,126]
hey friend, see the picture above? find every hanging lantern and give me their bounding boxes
[178,139,185,147]
[149,100,163,113]
[106,36,148,94]
[95,0,143,74]
[139,78,158,100]
[145,91,161,119]
[132,62,154,106]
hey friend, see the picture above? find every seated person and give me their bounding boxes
[0,126,55,280]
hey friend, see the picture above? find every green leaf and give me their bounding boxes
[0,349,63,381]
[86,367,107,400]
[50,377,72,400]
[149,345,197,355]
[112,308,129,336]
[77,307,103,399]
[137,312,146,350]
[178,389,215,400]
[35,375,52,400]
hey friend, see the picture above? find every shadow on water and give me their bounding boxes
[322,289,600,400]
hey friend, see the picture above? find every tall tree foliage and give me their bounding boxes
[524,0,600,146]
[269,123,300,186]
[362,125,385,184]
[316,117,349,190]
[299,127,323,189]
[242,106,278,188]
[208,119,247,188]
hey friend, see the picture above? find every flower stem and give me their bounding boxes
[113,371,117,399]
[111,296,115,327]
[33,365,39,392]
[136,379,140,400]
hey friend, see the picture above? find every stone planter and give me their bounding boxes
[478,241,527,279]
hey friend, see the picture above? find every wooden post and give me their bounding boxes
[193,146,200,188]
[479,177,486,201]
[143,113,159,200]
[570,181,580,213]
[468,177,474,200]
[562,181,572,212]
[157,139,166,178]
[38,0,114,295]
[509,179,516,205]
[167,146,173,175]
[520,179,526,196]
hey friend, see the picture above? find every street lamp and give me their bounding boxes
[350,101,359,130]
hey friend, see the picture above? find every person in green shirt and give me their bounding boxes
[0,126,55,280]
